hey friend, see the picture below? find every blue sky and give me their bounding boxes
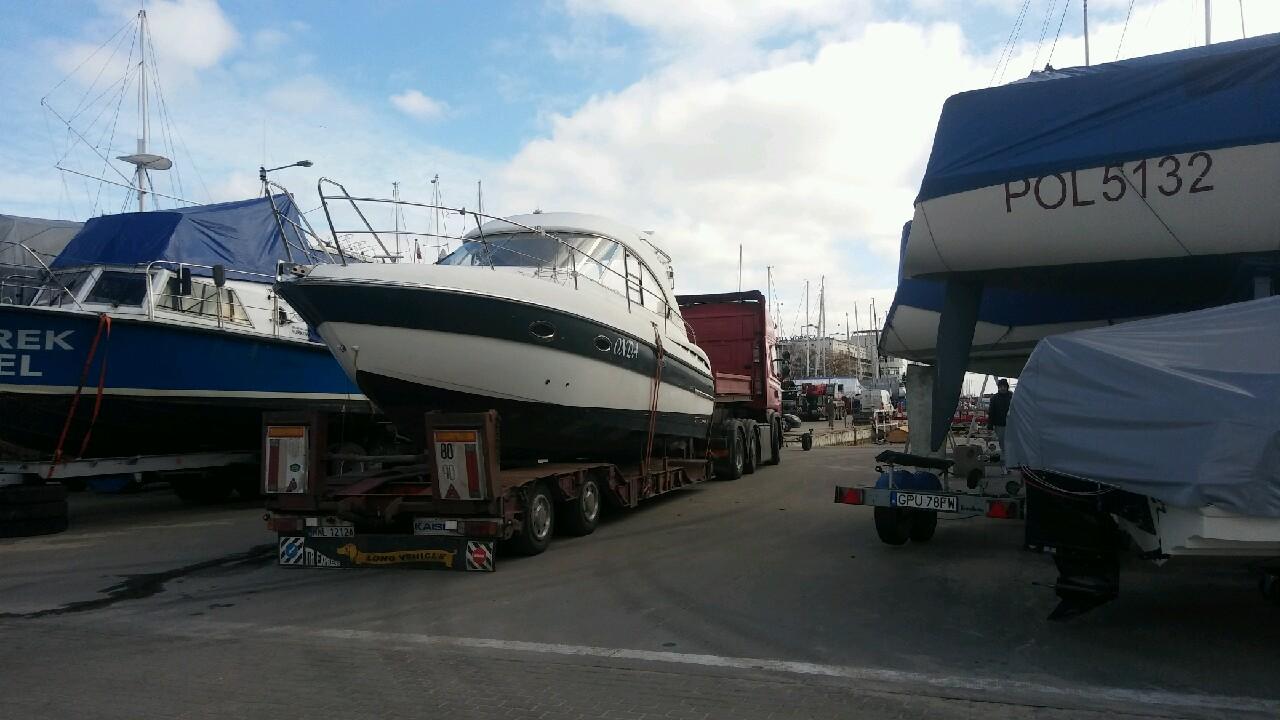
[2,0,1276,358]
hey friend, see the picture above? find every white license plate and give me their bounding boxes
[309,525,355,537]
[892,491,958,512]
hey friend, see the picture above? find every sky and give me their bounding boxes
[2,0,1278,376]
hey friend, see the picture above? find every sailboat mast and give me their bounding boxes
[1083,0,1091,67]
[136,9,148,212]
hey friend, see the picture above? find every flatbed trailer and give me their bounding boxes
[263,410,711,571]
[834,449,1023,545]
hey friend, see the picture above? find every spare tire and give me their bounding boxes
[0,515,69,538]
[0,484,67,505]
[0,500,68,522]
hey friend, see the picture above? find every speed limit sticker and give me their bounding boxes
[433,430,485,500]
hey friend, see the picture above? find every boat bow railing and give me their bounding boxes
[0,240,84,310]
[314,179,676,320]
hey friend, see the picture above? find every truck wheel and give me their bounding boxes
[510,483,555,555]
[766,419,782,465]
[559,476,601,536]
[874,507,913,545]
[723,425,745,480]
[909,511,938,542]
[743,431,759,475]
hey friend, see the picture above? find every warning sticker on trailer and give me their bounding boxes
[278,536,305,565]
[264,426,308,494]
[433,429,485,501]
[466,541,495,572]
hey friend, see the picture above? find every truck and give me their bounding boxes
[263,289,786,570]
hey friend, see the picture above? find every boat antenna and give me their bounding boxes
[477,180,483,216]
[392,181,401,260]
[738,244,743,292]
[1205,0,1212,45]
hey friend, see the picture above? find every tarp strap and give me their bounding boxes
[47,313,111,479]
[641,322,665,479]
[77,316,113,457]
[931,278,982,451]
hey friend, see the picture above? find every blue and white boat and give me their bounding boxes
[881,33,1280,447]
[0,195,368,457]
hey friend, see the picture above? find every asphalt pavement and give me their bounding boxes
[2,445,1278,719]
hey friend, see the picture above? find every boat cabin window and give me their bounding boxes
[84,271,147,307]
[160,278,251,325]
[628,264,667,317]
[441,232,579,269]
[36,270,93,307]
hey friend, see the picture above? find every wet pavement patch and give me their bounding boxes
[0,543,273,619]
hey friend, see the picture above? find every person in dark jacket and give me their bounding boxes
[987,378,1013,473]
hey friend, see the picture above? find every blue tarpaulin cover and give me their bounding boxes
[916,32,1280,203]
[1005,297,1280,517]
[52,196,301,280]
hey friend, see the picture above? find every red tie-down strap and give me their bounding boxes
[48,313,112,479]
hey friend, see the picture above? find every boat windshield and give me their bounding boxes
[84,271,148,307]
[440,232,621,272]
[36,270,93,307]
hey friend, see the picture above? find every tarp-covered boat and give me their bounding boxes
[0,196,366,457]
[903,33,1280,278]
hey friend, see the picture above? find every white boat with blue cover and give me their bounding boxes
[279,211,716,463]
[881,33,1280,447]
[0,195,367,457]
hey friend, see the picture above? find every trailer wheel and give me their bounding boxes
[510,483,555,556]
[908,511,938,542]
[722,423,745,480]
[559,476,601,536]
[874,507,913,545]
[800,432,813,451]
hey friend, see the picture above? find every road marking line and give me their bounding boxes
[171,620,1279,715]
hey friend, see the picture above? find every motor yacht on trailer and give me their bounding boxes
[278,211,716,463]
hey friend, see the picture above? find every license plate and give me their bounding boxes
[892,491,958,512]
[414,517,461,535]
[309,525,355,537]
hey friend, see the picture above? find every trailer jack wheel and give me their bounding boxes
[510,483,555,556]
[800,431,813,451]
[874,507,913,545]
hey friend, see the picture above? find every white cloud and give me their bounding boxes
[493,19,987,327]
[389,89,449,121]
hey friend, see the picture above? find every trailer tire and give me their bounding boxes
[559,476,602,536]
[0,500,68,522]
[0,515,69,538]
[721,422,745,480]
[908,510,938,542]
[766,419,782,465]
[874,507,913,545]
[510,483,554,556]
[800,432,813,451]
[0,484,67,505]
